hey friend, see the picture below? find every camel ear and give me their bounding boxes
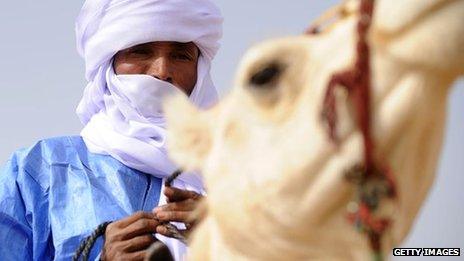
[164,94,213,171]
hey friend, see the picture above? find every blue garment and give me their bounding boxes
[0,136,163,260]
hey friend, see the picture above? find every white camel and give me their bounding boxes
[165,0,464,259]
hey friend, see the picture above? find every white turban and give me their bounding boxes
[76,0,222,121]
[74,0,222,259]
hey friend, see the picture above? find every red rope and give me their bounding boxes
[318,0,375,173]
[308,0,396,256]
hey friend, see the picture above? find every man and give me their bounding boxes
[0,0,223,260]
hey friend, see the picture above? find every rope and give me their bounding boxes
[72,221,112,261]
[161,168,187,244]
[165,169,183,187]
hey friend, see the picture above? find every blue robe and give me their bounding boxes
[0,136,163,260]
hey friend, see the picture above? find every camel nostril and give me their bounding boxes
[249,63,283,87]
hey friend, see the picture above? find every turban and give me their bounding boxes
[74,1,222,257]
[76,0,223,123]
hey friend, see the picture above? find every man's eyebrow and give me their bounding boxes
[125,43,151,52]
[172,43,198,54]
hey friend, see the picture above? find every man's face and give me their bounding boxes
[113,41,199,95]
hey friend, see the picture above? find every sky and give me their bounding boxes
[0,0,462,257]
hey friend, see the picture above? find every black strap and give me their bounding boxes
[72,221,112,261]
[165,169,183,187]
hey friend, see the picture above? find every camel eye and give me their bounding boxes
[249,63,283,87]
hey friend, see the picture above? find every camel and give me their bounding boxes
[164,0,464,259]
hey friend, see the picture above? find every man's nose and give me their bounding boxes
[147,57,173,83]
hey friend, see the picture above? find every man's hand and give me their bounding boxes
[102,211,159,261]
[153,187,203,238]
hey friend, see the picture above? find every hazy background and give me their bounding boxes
[0,1,462,257]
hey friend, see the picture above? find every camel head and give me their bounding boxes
[165,0,464,259]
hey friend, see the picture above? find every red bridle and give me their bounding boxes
[308,0,396,258]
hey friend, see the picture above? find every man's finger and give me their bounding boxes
[116,211,156,228]
[154,211,190,223]
[153,199,197,214]
[121,235,157,253]
[156,225,188,239]
[121,218,159,240]
[124,250,147,261]
[164,187,201,202]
